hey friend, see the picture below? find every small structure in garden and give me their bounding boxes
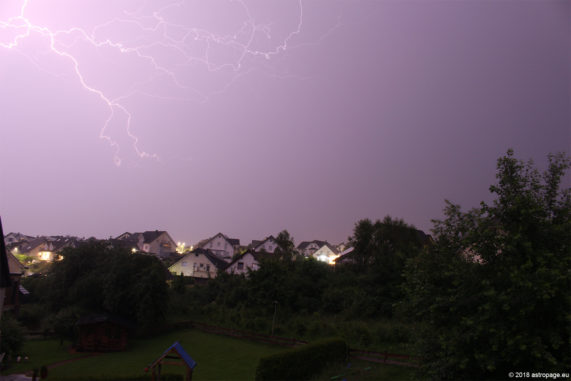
[145,341,197,381]
[76,313,130,352]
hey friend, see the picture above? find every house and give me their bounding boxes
[333,247,356,265]
[311,243,340,265]
[250,236,278,253]
[15,238,56,261]
[3,232,33,246]
[297,240,328,257]
[169,248,228,279]
[195,233,240,262]
[115,230,177,258]
[224,251,274,275]
[140,231,177,258]
[76,314,130,352]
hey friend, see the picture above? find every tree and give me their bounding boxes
[403,150,571,379]
[345,216,430,316]
[274,230,297,261]
[44,241,168,335]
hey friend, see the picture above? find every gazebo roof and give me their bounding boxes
[146,341,197,377]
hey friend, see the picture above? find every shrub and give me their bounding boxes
[0,314,26,359]
[255,338,348,381]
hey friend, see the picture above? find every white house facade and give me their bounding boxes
[253,236,278,253]
[225,252,261,275]
[197,233,240,262]
[169,249,228,279]
[312,244,339,264]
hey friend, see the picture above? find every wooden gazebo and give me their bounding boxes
[145,341,197,381]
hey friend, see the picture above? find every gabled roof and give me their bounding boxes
[225,250,257,269]
[142,230,169,244]
[7,251,26,275]
[181,248,228,270]
[196,233,240,249]
[252,235,276,250]
[146,341,197,374]
[115,232,133,240]
[317,242,339,255]
[51,237,80,252]
[297,240,328,250]
[18,238,47,253]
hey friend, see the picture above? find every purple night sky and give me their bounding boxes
[1,0,569,246]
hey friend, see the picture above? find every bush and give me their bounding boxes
[255,338,348,381]
[0,314,26,359]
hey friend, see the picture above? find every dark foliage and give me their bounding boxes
[403,150,571,379]
[0,313,25,358]
[34,241,168,335]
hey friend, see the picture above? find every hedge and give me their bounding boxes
[255,337,348,381]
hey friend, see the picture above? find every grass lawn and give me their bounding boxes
[4,339,86,375]
[311,359,416,381]
[37,329,283,380]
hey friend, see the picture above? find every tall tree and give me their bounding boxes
[347,216,429,316]
[403,150,571,379]
[274,230,297,261]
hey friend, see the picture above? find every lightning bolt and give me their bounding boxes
[1,0,304,166]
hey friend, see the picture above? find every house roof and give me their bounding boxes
[180,248,228,270]
[252,235,276,250]
[115,232,133,240]
[0,217,12,288]
[318,243,339,255]
[18,238,47,253]
[196,233,240,249]
[297,240,328,250]
[142,230,167,244]
[7,251,26,275]
[225,250,268,269]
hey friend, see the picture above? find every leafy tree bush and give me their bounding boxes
[0,313,25,359]
[38,241,168,335]
[344,216,431,317]
[403,150,571,379]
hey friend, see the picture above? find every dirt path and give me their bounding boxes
[46,353,100,369]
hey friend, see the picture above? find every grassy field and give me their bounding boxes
[6,328,416,380]
[4,339,86,375]
[6,329,284,380]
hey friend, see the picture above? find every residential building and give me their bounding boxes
[195,233,240,262]
[225,251,273,275]
[250,236,278,253]
[297,240,328,257]
[169,248,228,279]
[115,230,177,258]
[311,243,340,264]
